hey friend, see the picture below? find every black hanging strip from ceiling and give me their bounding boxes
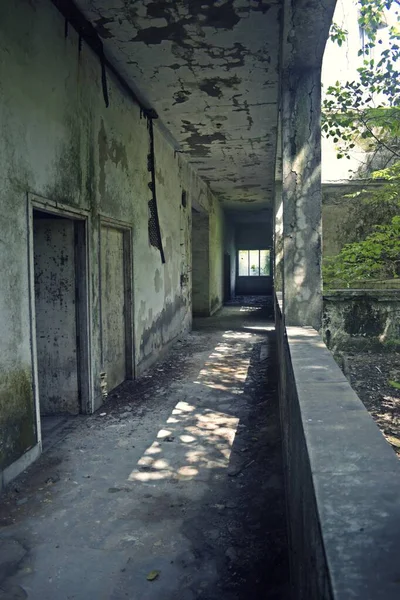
[52,0,165,264]
[147,119,166,264]
[51,0,158,119]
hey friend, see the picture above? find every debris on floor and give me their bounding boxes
[0,298,289,599]
[343,351,400,457]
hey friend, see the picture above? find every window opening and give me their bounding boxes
[238,249,270,276]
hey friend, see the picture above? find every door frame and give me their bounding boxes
[27,194,92,448]
[99,216,134,386]
[223,252,231,303]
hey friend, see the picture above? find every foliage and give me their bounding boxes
[323,162,400,286]
[322,1,400,287]
[323,164,400,287]
[323,0,400,161]
[358,0,400,42]
[323,215,400,286]
[334,162,400,247]
[329,22,348,46]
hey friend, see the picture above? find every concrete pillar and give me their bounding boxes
[273,181,283,293]
[191,210,210,316]
[281,66,323,330]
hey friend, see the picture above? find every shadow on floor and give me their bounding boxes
[40,415,79,452]
[0,297,289,600]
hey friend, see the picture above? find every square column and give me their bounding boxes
[281,67,323,330]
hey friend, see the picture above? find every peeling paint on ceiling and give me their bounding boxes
[75,0,282,209]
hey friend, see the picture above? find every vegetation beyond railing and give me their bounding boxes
[323,0,400,290]
[275,292,400,600]
[324,278,400,290]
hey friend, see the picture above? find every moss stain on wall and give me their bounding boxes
[0,369,36,469]
[0,0,225,473]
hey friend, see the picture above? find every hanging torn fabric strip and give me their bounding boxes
[147,119,165,264]
[100,53,109,108]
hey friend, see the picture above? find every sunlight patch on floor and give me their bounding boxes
[222,331,253,339]
[193,334,252,393]
[243,324,275,332]
[128,401,239,483]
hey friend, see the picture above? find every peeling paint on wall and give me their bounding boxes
[74,0,282,210]
[0,369,36,470]
[0,0,225,472]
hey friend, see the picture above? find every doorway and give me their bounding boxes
[191,208,210,316]
[32,209,89,443]
[224,253,231,303]
[100,222,133,394]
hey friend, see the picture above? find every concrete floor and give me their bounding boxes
[0,300,290,600]
[40,416,76,452]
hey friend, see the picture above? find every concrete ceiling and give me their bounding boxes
[226,207,271,223]
[75,0,282,210]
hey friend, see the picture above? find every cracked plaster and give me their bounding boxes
[75,0,282,210]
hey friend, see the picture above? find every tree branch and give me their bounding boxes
[359,115,400,158]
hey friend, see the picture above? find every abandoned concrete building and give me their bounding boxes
[1,0,400,598]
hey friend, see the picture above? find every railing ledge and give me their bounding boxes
[275,293,400,600]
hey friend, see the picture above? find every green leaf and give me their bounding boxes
[389,380,400,390]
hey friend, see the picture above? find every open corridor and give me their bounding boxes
[0,299,289,600]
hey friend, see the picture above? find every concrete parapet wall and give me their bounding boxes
[275,293,400,599]
[325,279,400,290]
[323,289,400,352]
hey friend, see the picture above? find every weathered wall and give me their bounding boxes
[279,0,337,331]
[223,217,236,301]
[236,223,272,250]
[322,189,354,257]
[329,279,400,290]
[274,182,283,293]
[323,290,400,352]
[275,298,332,599]
[209,196,224,314]
[34,216,80,416]
[100,224,127,391]
[191,189,224,317]
[192,211,210,316]
[0,0,223,473]
[322,183,384,258]
[281,66,323,330]
[276,292,400,600]
[236,277,273,296]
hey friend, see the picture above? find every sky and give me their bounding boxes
[321,0,398,181]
